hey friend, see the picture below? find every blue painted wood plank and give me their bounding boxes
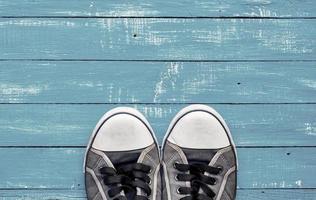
[0,189,315,200]
[1,61,316,103]
[0,0,315,17]
[0,147,314,189]
[0,19,315,60]
[0,104,315,146]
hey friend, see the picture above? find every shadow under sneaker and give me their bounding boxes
[84,107,161,200]
[161,105,238,200]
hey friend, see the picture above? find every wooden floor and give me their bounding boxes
[0,1,316,199]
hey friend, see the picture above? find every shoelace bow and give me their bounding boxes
[174,162,222,200]
[99,163,152,200]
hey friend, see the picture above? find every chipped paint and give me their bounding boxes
[304,123,316,136]
[0,84,47,103]
[244,7,278,17]
[0,19,76,27]
[192,22,238,44]
[65,149,77,154]
[295,180,303,187]
[254,180,303,188]
[107,4,159,17]
[135,105,173,119]
[153,62,182,102]
[299,80,316,89]
[254,21,313,54]
[182,63,219,99]
[71,81,103,88]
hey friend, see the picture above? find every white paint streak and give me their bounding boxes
[97,19,114,49]
[72,81,103,88]
[0,84,42,95]
[5,182,29,188]
[295,180,303,187]
[119,18,174,46]
[5,123,81,135]
[304,123,316,136]
[107,4,159,17]
[254,22,313,54]
[256,181,295,188]
[89,1,94,8]
[65,149,77,154]
[192,24,238,44]
[244,7,278,17]
[7,126,43,133]
[146,31,170,46]
[299,79,316,89]
[0,19,76,27]
[0,84,47,103]
[153,62,182,102]
[136,105,173,119]
[54,5,155,18]
[182,63,219,99]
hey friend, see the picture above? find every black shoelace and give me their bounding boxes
[99,163,152,200]
[174,162,222,200]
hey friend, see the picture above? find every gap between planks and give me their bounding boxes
[1,59,316,62]
[1,16,316,19]
[1,103,316,105]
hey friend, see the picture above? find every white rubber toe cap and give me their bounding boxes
[91,107,155,152]
[166,105,231,149]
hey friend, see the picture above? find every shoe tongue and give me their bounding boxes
[104,148,145,169]
[181,148,219,165]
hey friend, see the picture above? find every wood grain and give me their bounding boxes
[0,104,315,146]
[0,147,315,189]
[0,19,315,60]
[1,1,315,199]
[0,189,315,200]
[1,61,316,103]
[0,0,315,17]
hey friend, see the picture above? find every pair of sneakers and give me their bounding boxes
[84,104,237,200]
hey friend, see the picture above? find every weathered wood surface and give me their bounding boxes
[0,189,315,200]
[1,61,315,103]
[0,19,315,60]
[0,104,315,146]
[0,0,315,17]
[0,147,315,189]
[1,0,315,199]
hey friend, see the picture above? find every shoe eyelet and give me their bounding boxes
[213,178,218,185]
[173,161,179,168]
[217,165,223,174]
[176,187,181,194]
[148,179,152,185]
[174,174,179,181]
[149,167,153,173]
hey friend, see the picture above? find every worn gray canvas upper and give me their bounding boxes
[85,144,161,200]
[162,105,237,200]
[162,141,236,200]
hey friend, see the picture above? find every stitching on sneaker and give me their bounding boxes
[209,146,232,166]
[91,148,115,168]
[166,142,188,164]
[137,144,155,163]
[216,166,236,200]
[86,167,107,200]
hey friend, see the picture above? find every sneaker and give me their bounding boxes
[84,107,161,200]
[161,105,237,200]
